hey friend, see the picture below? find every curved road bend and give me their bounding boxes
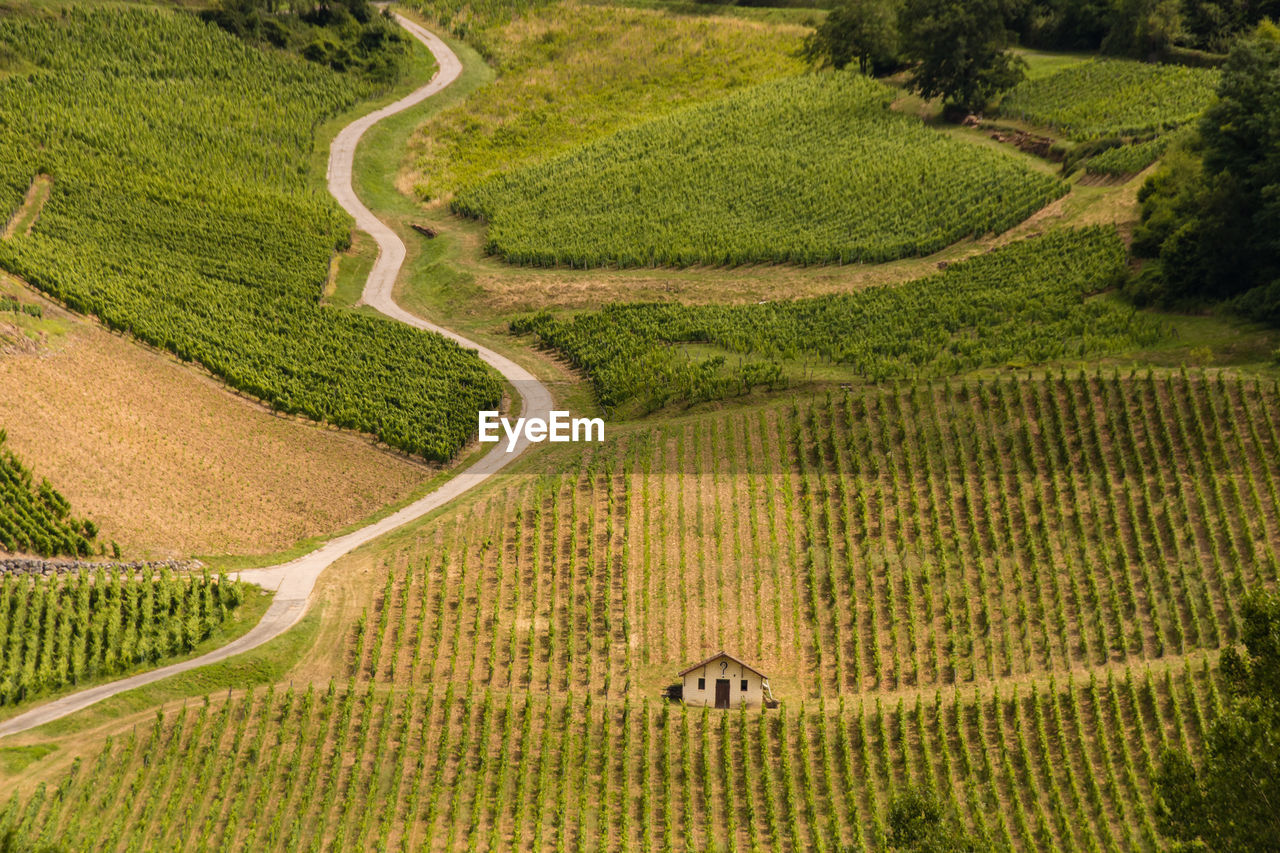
[0,15,553,739]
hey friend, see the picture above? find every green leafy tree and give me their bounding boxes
[900,0,1026,113]
[201,0,407,80]
[885,787,983,852]
[801,0,900,74]
[1128,21,1280,316]
[1102,0,1184,58]
[1155,589,1280,851]
[1011,0,1113,49]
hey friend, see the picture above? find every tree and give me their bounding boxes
[1199,19,1280,254]
[1102,0,1184,59]
[1127,21,1280,315]
[885,787,982,852]
[801,0,900,75]
[1155,589,1280,852]
[900,0,1026,114]
[1011,0,1113,50]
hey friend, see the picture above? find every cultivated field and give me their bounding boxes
[0,570,248,709]
[0,9,498,461]
[342,374,1278,699]
[455,72,1065,267]
[2,664,1220,852]
[1083,134,1176,176]
[997,58,1219,141]
[0,430,95,559]
[511,228,1164,412]
[5,369,1276,849]
[1,3,1276,853]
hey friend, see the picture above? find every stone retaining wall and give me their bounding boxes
[0,557,203,576]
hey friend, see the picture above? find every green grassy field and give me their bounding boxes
[403,0,809,200]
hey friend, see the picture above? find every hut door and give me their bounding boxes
[715,679,731,709]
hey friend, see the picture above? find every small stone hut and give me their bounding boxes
[678,651,772,709]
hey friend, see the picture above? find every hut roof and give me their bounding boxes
[677,651,768,679]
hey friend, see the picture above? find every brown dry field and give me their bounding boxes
[0,277,430,559]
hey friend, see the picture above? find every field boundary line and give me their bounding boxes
[0,15,552,739]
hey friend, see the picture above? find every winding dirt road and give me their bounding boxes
[0,15,552,739]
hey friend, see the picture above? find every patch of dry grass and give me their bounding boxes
[404,0,807,201]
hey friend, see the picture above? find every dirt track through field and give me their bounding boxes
[0,15,553,739]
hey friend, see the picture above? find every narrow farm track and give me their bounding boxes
[0,15,552,739]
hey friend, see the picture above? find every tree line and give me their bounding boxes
[1126,22,1280,324]
[804,0,1276,112]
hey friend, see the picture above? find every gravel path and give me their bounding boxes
[0,16,552,739]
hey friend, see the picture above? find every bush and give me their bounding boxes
[202,0,408,81]
[1231,280,1280,326]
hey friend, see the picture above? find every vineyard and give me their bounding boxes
[0,430,96,559]
[997,58,1219,141]
[511,228,1164,412]
[454,71,1066,268]
[0,664,1221,851]
[0,569,245,707]
[5,368,1277,848]
[2,4,1276,850]
[403,0,808,199]
[341,373,1279,698]
[1082,135,1173,176]
[0,10,499,461]
[0,295,41,319]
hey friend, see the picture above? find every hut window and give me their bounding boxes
[697,678,705,690]
[741,679,748,691]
